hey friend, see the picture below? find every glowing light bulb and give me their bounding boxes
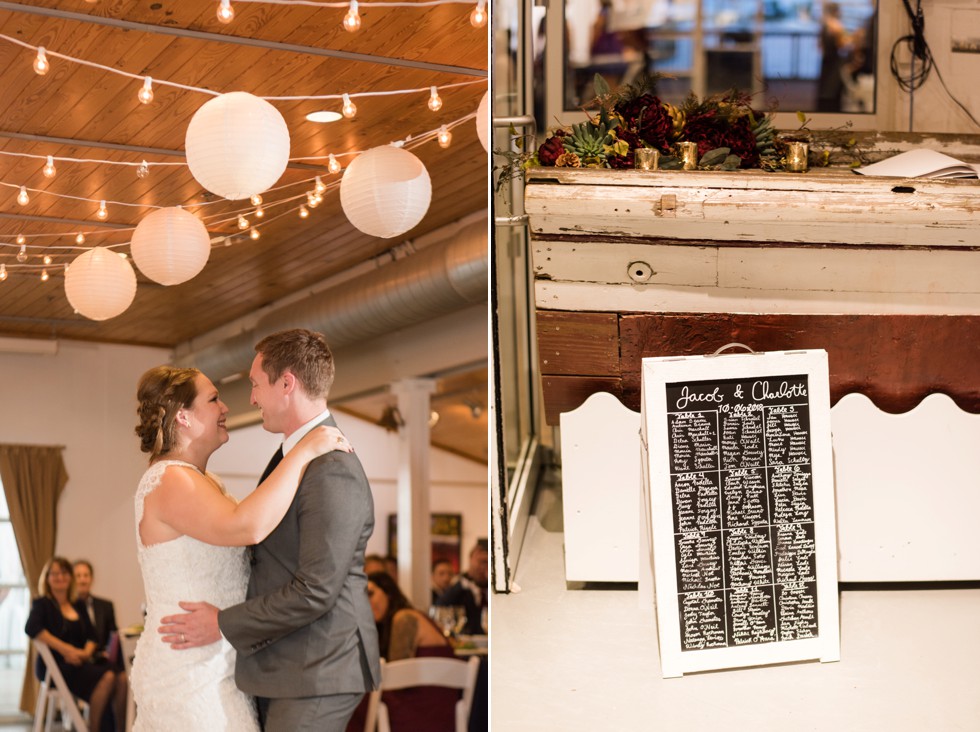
[328,154,342,174]
[33,47,49,75]
[41,269,49,282]
[249,227,260,240]
[97,200,108,220]
[0,264,6,281]
[237,214,249,230]
[250,193,263,206]
[43,254,52,265]
[118,252,128,260]
[470,0,487,28]
[314,176,327,195]
[217,0,235,23]
[17,187,29,205]
[343,0,361,32]
[43,155,57,178]
[299,205,309,219]
[137,160,150,179]
[75,232,85,245]
[437,125,452,148]
[306,191,319,208]
[341,93,356,119]
[138,76,154,104]
[17,246,28,263]
[428,86,443,112]
[254,205,264,218]
[16,234,26,245]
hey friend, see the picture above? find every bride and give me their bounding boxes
[130,365,351,731]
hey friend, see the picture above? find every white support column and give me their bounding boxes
[391,378,436,610]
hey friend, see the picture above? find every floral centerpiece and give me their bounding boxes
[503,74,868,182]
[533,74,780,172]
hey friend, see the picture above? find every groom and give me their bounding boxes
[160,328,381,730]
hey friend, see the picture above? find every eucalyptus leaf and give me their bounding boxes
[594,73,611,98]
[721,155,742,170]
[699,148,730,167]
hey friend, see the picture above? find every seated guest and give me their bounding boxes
[347,572,457,732]
[369,572,452,661]
[384,554,399,579]
[26,557,128,732]
[364,553,387,577]
[72,559,119,663]
[431,558,454,605]
[435,540,488,635]
[367,572,458,731]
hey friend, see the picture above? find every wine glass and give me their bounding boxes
[452,606,468,636]
[429,606,456,639]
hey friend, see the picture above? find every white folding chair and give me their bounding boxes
[32,640,89,732]
[364,655,480,732]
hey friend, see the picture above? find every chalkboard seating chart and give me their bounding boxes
[641,350,839,677]
[668,375,817,652]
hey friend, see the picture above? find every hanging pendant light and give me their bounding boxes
[64,247,137,321]
[185,92,290,200]
[340,145,432,239]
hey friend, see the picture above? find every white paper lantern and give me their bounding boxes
[185,91,290,200]
[340,145,432,239]
[476,91,489,152]
[131,207,211,285]
[64,247,137,321]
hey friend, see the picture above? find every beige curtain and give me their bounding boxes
[0,444,68,714]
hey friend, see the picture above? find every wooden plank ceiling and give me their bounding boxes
[0,0,489,462]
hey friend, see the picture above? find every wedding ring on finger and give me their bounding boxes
[179,633,185,643]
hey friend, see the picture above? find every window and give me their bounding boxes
[0,479,28,715]
[546,0,878,127]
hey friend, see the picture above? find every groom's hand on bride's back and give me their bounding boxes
[159,601,222,649]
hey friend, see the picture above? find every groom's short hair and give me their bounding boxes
[255,329,335,399]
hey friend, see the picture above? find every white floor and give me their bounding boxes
[491,468,980,731]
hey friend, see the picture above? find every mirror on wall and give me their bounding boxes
[557,0,877,115]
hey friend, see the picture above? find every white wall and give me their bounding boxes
[0,340,487,626]
[0,340,169,627]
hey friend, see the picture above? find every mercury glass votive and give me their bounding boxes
[678,141,698,170]
[786,141,809,172]
[634,148,659,170]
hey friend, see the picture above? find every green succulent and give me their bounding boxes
[564,120,614,167]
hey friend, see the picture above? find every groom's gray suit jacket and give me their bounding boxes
[217,415,381,698]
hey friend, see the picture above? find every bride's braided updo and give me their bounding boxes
[135,366,201,459]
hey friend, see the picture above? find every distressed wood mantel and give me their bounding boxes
[525,163,980,424]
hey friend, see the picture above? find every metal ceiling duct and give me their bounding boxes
[180,218,487,381]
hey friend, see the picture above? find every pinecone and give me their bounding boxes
[555,152,582,168]
[664,103,686,140]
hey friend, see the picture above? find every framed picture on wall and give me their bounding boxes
[387,513,463,573]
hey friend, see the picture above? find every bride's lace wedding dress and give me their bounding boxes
[131,460,260,731]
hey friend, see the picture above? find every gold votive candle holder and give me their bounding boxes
[634,148,659,170]
[786,141,809,172]
[678,141,698,170]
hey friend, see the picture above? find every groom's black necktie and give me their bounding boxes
[251,445,284,565]
[259,445,284,484]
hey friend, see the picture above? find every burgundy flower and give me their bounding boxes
[681,110,758,168]
[607,153,632,169]
[537,135,567,166]
[615,94,672,152]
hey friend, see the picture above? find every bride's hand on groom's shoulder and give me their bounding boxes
[158,601,221,650]
[301,426,353,460]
